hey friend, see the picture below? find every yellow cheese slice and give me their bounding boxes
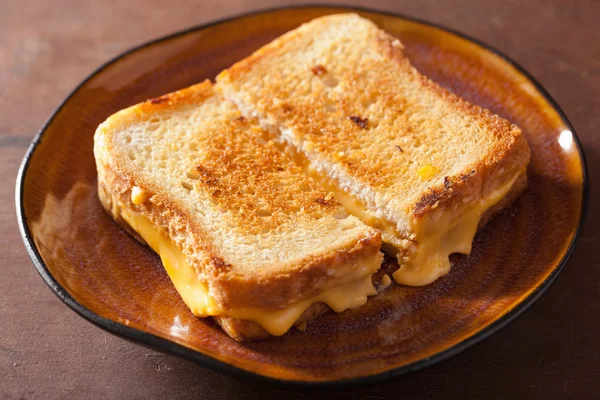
[120,207,377,336]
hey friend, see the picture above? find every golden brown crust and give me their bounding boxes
[377,30,531,222]
[410,127,530,220]
[217,13,531,238]
[94,80,382,311]
[97,140,382,310]
[142,83,214,111]
[212,232,381,309]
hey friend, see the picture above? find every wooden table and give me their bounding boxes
[2,0,598,398]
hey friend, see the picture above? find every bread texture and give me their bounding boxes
[217,13,531,276]
[94,80,383,340]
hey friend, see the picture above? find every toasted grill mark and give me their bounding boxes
[311,65,327,76]
[233,116,247,123]
[413,188,450,215]
[195,164,219,186]
[444,176,452,189]
[414,173,461,215]
[395,145,403,152]
[349,116,368,129]
[460,169,476,181]
[149,95,170,105]
[211,257,231,270]
[205,177,219,185]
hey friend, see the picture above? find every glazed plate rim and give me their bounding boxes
[15,4,589,388]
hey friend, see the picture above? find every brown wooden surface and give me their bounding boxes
[1,0,598,398]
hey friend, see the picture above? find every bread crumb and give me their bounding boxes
[444,176,452,189]
[131,186,149,205]
[349,116,368,129]
[391,39,404,49]
[311,65,327,75]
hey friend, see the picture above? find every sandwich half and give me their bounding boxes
[94,80,383,341]
[217,13,531,286]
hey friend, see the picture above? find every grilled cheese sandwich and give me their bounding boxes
[94,80,383,341]
[217,13,531,286]
[119,206,378,336]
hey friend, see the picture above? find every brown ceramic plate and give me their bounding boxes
[16,5,587,387]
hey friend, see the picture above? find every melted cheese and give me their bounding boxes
[417,164,441,180]
[298,161,521,287]
[257,130,523,288]
[131,186,149,205]
[119,209,377,336]
[393,173,521,285]
[332,189,404,249]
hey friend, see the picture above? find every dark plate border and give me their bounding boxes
[15,4,589,388]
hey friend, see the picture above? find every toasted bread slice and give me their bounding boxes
[217,13,531,286]
[94,80,383,340]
